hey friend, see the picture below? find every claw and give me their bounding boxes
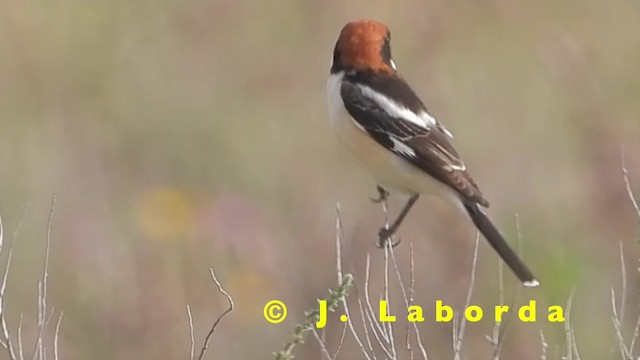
[370,186,389,203]
[376,227,402,248]
[370,196,383,203]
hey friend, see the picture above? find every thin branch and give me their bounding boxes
[628,311,640,357]
[0,205,28,360]
[310,328,332,360]
[383,242,397,359]
[327,205,352,360]
[319,328,327,360]
[388,245,427,359]
[186,306,194,360]
[364,255,387,343]
[339,281,372,360]
[487,254,505,359]
[621,150,640,227]
[33,282,42,360]
[359,255,388,357]
[0,205,28,355]
[379,197,396,358]
[452,313,458,354]
[17,313,24,360]
[410,244,427,359]
[611,288,633,359]
[336,204,343,283]
[31,277,59,359]
[355,295,377,358]
[570,326,581,360]
[43,308,56,335]
[31,303,57,360]
[53,312,63,360]
[620,148,640,357]
[539,330,548,360]
[351,276,376,359]
[43,197,55,359]
[331,321,348,360]
[564,288,576,360]
[34,196,55,360]
[454,233,480,360]
[618,243,628,330]
[197,268,235,360]
[361,296,390,359]
[335,204,373,360]
[356,253,387,359]
[0,210,17,360]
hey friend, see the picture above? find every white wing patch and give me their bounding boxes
[439,124,454,138]
[390,137,416,157]
[432,141,466,171]
[357,85,436,129]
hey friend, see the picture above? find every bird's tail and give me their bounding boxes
[464,203,539,287]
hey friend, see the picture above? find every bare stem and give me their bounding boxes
[197,268,235,360]
[53,312,63,360]
[186,306,194,360]
[0,211,17,360]
[454,233,480,359]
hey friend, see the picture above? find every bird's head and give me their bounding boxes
[331,20,396,75]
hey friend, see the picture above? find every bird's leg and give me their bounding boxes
[374,185,395,247]
[377,194,419,248]
[370,185,389,203]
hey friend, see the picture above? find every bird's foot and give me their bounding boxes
[376,227,401,248]
[369,186,389,204]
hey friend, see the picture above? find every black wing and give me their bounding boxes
[341,74,489,207]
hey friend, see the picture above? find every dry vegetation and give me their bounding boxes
[1,157,638,359]
[0,0,639,358]
[272,158,640,358]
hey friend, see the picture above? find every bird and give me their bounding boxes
[326,19,539,287]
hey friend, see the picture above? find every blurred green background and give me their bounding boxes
[1,0,639,358]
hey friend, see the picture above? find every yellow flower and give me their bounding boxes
[136,188,195,240]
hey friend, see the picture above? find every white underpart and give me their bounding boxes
[327,72,367,134]
[327,72,347,128]
[327,70,460,201]
[357,84,436,129]
[390,137,416,157]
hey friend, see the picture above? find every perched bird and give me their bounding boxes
[327,19,539,287]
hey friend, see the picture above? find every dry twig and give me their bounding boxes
[197,268,235,360]
[453,233,480,360]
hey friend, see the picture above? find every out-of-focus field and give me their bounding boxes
[0,0,639,359]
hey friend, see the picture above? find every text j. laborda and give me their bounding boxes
[316,300,565,329]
